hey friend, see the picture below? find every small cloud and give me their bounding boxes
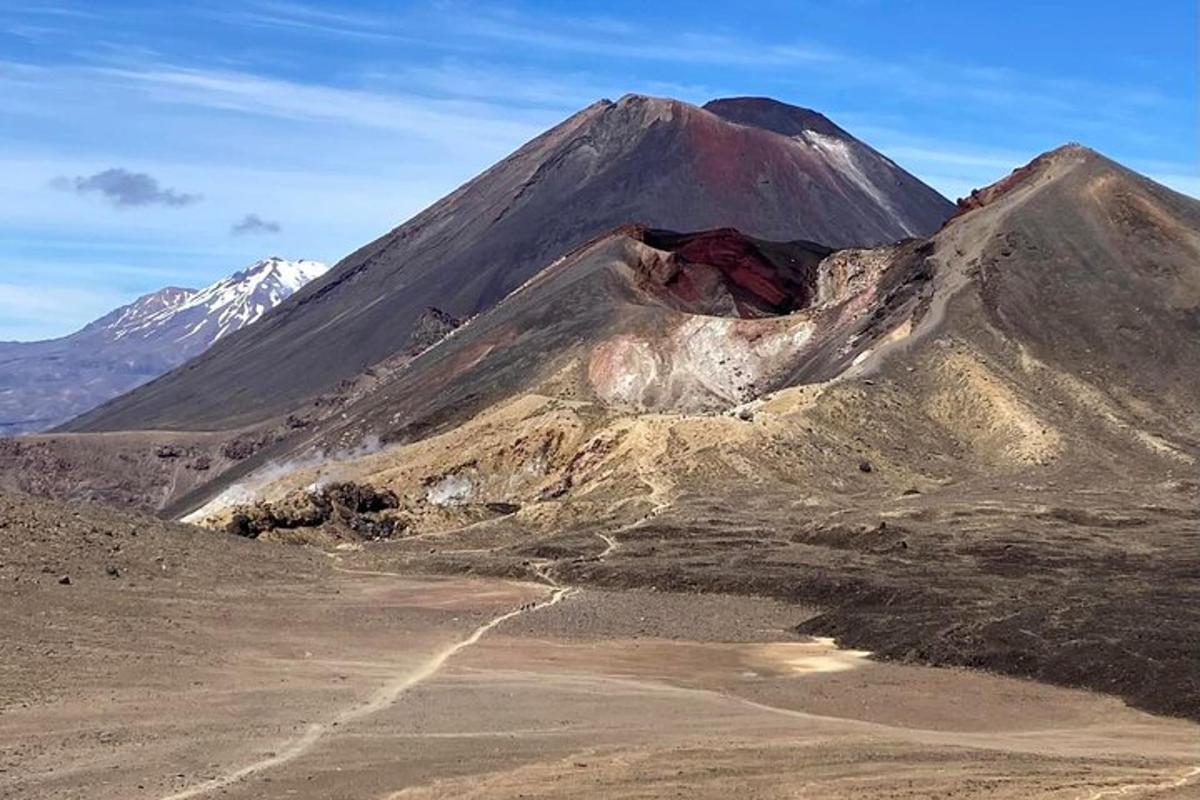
[231,213,282,236]
[51,168,201,207]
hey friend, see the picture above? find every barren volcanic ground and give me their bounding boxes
[3,491,1199,800]
[152,145,1200,728]
[4,129,1199,799]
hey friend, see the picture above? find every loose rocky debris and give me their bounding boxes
[226,482,404,541]
[186,455,211,471]
[221,435,270,461]
[406,306,463,354]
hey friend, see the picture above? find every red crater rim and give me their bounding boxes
[630,227,833,318]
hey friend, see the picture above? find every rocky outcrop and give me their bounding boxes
[406,307,463,355]
[226,481,402,540]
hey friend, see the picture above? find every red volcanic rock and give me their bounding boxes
[632,228,832,317]
[952,145,1086,218]
[954,163,1041,216]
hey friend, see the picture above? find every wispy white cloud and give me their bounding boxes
[236,0,392,33]
[0,283,126,316]
[372,59,715,112]
[224,0,1170,130]
[0,3,97,19]
[459,13,837,67]
[91,63,552,149]
[219,1,837,67]
[2,23,66,42]
[0,282,129,340]
[222,10,408,42]
[880,144,1031,173]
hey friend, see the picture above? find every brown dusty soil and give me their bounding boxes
[3,492,1199,800]
[341,470,1200,725]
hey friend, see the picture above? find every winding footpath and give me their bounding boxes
[1079,765,1200,800]
[158,471,1199,800]
[158,566,573,800]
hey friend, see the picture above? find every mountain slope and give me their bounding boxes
[268,225,925,459]
[65,94,953,433]
[166,146,1200,722]
[0,257,327,435]
[702,96,948,238]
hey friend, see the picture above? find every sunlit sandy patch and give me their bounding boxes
[750,637,872,675]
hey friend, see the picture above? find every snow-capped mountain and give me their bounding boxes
[89,257,328,348]
[0,257,328,435]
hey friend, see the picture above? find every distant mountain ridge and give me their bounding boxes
[0,257,327,435]
[99,256,328,347]
[83,286,198,341]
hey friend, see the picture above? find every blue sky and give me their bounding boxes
[1,0,1195,340]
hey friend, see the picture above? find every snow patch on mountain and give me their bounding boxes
[799,131,918,237]
[107,257,328,346]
